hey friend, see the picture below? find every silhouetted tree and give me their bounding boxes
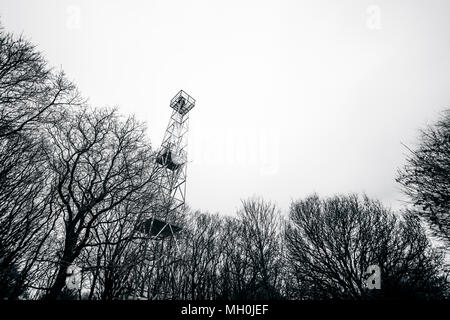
[285,194,448,299]
[43,107,156,299]
[0,27,80,138]
[235,198,284,299]
[0,27,80,299]
[180,212,226,299]
[79,198,152,300]
[397,109,450,244]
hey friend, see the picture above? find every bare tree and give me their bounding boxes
[0,28,80,138]
[42,107,156,299]
[397,109,450,244]
[178,212,226,299]
[79,192,158,300]
[0,134,58,299]
[234,198,284,299]
[285,194,449,299]
[0,27,80,299]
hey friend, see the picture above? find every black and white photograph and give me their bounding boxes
[0,0,449,317]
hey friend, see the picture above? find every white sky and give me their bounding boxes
[1,0,449,216]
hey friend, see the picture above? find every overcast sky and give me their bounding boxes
[1,0,449,216]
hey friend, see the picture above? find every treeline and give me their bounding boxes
[1,26,449,300]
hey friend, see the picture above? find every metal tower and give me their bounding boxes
[137,90,195,242]
[128,90,195,299]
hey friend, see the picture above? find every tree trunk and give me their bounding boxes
[43,229,77,300]
[43,261,70,300]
